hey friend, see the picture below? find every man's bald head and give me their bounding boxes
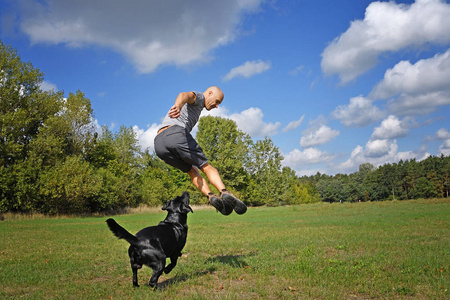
[203,86,224,111]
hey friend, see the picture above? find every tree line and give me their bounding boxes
[1,40,449,214]
[311,157,450,203]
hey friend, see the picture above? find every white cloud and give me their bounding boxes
[40,81,57,92]
[229,107,280,137]
[90,118,102,135]
[433,128,450,156]
[16,0,264,73]
[364,139,393,158]
[282,148,336,166]
[321,0,450,83]
[332,96,385,127]
[223,60,271,81]
[282,115,305,132]
[436,128,450,140]
[197,106,280,138]
[200,106,230,119]
[300,124,339,148]
[133,123,160,152]
[292,168,327,177]
[387,91,450,116]
[371,115,409,140]
[371,49,450,99]
[370,49,450,115]
[338,141,426,173]
[289,65,305,76]
[438,139,450,156]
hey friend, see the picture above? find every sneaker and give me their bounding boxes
[221,190,247,215]
[208,193,233,216]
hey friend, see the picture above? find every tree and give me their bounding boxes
[38,155,99,214]
[0,40,64,212]
[84,125,116,169]
[415,177,436,199]
[443,156,450,197]
[280,166,303,204]
[247,137,286,206]
[357,163,375,181]
[426,169,443,198]
[61,91,95,156]
[292,181,321,204]
[196,116,251,193]
[104,125,141,207]
[378,163,402,200]
[1,40,62,167]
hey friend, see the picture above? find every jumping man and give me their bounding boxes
[154,86,247,215]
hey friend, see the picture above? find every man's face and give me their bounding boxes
[205,91,223,111]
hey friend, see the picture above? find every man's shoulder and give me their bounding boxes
[191,91,204,107]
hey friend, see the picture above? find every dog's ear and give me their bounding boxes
[162,200,172,211]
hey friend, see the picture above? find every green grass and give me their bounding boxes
[1,199,449,299]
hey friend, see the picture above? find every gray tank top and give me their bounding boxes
[160,91,205,133]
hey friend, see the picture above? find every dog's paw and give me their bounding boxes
[133,283,140,288]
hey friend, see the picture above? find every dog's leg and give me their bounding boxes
[164,255,179,274]
[148,256,166,288]
[148,269,164,288]
[132,267,139,287]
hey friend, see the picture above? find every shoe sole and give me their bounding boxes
[222,194,247,215]
[210,197,233,216]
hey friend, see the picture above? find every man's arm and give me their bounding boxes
[168,92,196,119]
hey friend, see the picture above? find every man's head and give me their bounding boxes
[203,86,224,111]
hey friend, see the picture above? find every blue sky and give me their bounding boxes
[1,0,449,176]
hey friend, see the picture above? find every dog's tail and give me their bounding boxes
[106,218,139,246]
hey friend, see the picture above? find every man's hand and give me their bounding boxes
[168,105,181,119]
[168,92,195,119]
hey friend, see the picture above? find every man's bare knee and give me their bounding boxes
[200,163,217,173]
[187,166,201,178]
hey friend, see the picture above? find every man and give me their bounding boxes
[154,86,247,215]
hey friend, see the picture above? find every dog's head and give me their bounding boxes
[162,191,193,214]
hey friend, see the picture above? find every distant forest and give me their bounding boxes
[2,40,449,214]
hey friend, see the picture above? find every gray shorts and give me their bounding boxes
[154,125,208,173]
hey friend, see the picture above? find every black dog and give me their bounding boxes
[106,191,193,288]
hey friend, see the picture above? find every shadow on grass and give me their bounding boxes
[206,254,253,268]
[158,267,216,290]
[158,253,256,289]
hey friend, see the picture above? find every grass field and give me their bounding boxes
[1,199,449,299]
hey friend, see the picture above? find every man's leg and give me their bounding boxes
[187,163,228,195]
[187,165,233,215]
[200,163,225,192]
[200,163,247,215]
[187,166,213,196]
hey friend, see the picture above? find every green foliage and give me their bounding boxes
[292,181,321,204]
[314,156,450,203]
[196,117,302,206]
[0,40,144,213]
[246,137,286,206]
[197,116,251,192]
[140,165,175,207]
[38,155,99,214]
[1,41,62,168]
